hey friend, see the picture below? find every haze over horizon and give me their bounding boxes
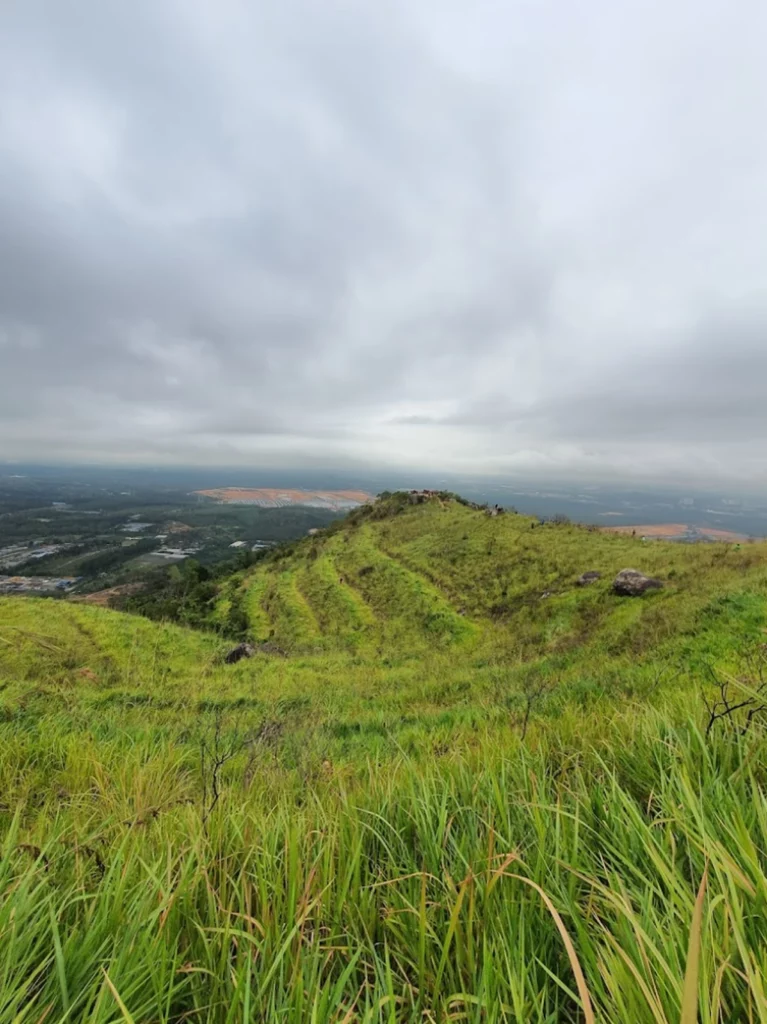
[1,1,766,485]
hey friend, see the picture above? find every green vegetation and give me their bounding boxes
[2,493,767,1021]
[0,472,342,596]
[124,554,263,634]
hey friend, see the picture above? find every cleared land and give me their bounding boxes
[196,486,372,509]
[603,521,750,541]
[71,582,146,606]
[2,493,767,1021]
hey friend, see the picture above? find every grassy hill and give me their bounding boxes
[2,493,767,1021]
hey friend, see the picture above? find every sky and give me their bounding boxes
[1,0,766,486]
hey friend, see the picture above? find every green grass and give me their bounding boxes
[298,548,376,648]
[2,494,767,1021]
[239,571,272,642]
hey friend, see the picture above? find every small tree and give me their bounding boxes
[702,646,767,738]
[518,674,555,740]
[199,711,249,825]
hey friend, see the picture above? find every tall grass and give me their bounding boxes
[1,710,767,1022]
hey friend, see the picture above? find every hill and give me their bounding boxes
[1,493,767,1021]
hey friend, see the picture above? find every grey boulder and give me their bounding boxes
[612,569,664,596]
[224,642,256,664]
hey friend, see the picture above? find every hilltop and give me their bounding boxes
[132,489,767,701]
[1,493,767,1021]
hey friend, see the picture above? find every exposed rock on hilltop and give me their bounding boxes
[612,568,664,596]
[224,642,256,663]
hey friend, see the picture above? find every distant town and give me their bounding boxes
[0,471,347,600]
[0,574,80,594]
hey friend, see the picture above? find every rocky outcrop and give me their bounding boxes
[224,642,256,664]
[612,569,664,596]
[577,571,601,586]
[409,490,439,504]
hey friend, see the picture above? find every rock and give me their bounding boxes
[612,569,664,596]
[577,571,601,586]
[224,642,256,664]
[409,490,434,504]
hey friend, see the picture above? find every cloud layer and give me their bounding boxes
[2,0,766,484]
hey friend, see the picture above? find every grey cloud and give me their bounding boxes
[1,0,766,483]
[458,316,767,439]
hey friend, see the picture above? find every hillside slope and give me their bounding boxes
[2,494,767,1022]
[4,494,767,756]
[221,491,767,688]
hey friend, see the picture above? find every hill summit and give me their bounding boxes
[175,488,766,673]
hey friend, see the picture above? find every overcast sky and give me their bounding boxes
[1,0,766,484]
